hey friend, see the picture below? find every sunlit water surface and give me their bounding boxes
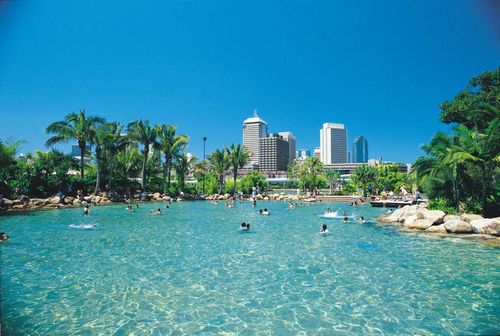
[1,201,499,335]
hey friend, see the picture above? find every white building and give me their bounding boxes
[277,131,296,163]
[320,123,348,164]
[313,147,321,158]
[243,111,268,164]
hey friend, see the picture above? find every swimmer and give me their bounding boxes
[165,204,170,208]
[150,209,154,214]
[262,208,270,215]
[240,222,247,230]
[343,216,348,223]
[246,223,250,230]
[320,224,329,234]
[359,216,365,223]
[0,232,9,242]
[156,208,161,215]
[83,205,90,215]
[136,203,139,208]
[258,209,263,214]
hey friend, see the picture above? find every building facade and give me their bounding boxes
[352,136,368,163]
[313,147,321,158]
[296,148,310,160]
[320,123,348,164]
[278,131,296,163]
[243,111,268,164]
[258,133,289,172]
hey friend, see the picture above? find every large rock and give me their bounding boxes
[426,224,447,233]
[405,219,434,230]
[424,210,445,224]
[471,218,500,236]
[30,198,47,206]
[73,198,81,205]
[444,219,472,233]
[153,192,161,200]
[217,195,225,200]
[461,213,483,223]
[255,194,264,200]
[2,198,13,206]
[404,215,418,226]
[444,214,460,222]
[64,196,75,205]
[224,193,231,200]
[162,196,171,202]
[48,196,61,204]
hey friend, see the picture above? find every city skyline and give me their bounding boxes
[1,1,499,163]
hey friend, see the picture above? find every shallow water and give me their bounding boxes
[1,202,499,335]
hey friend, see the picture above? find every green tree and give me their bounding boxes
[158,125,188,194]
[226,144,250,196]
[288,157,323,193]
[103,123,129,190]
[127,120,160,190]
[375,164,408,193]
[325,169,341,195]
[174,153,194,193]
[209,148,230,194]
[89,123,115,194]
[351,165,377,196]
[46,109,105,178]
[238,170,268,194]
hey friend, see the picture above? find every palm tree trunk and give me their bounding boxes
[141,146,149,190]
[219,175,223,194]
[162,161,167,193]
[108,155,114,190]
[94,149,101,195]
[233,169,237,196]
[481,164,487,215]
[79,143,85,178]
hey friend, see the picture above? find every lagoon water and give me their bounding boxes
[1,201,499,335]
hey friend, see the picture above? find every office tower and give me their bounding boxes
[243,111,268,164]
[313,147,321,158]
[296,148,310,159]
[352,136,368,163]
[319,123,348,164]
[278,131,296,163]
[258,134,289,171]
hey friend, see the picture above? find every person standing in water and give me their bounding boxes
[83,205,90,215]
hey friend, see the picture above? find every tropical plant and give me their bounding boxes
[89,123,115,194]
[45,109,105,178]
[238,170,268,194]
[209,148,230,194]
[288,157,323,193]
[103,123,129,190]
[158,125,188,194]
[325,169,341,195]
[225,144,250,196]
[351,165,377,196]
[174,153,194,193]
[127,120,160,190]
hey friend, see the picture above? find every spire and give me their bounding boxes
[253,109,258,117]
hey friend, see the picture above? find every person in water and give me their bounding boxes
[262,208,269,215]
[258,209,263,214]
[156,208,161,215]
[343,216,348,222]
[246,223,250,230]
[359,216,365,223]
[83,205,90,215]
[241,222,247,230]
[320,224,328,233]
[0,232,9,242]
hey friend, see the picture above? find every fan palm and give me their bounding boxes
[45,109,104,178]
[158,125,188,193]
[103,123,129,190]
[226,144,250,196]
[174,153,194,193]
[209,148,230,194]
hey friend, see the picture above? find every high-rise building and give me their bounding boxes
[243,111,268,164]
[278,132,296,163]
[320,123,348,164]
[296,148,310,160]
[313,147,321,158]
[258,134,289,171]
[352,136,368,163]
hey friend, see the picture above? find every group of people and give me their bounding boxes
[258,208,270,215]
[240,222,251,231]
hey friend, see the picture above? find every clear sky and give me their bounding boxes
[0,0,498,163]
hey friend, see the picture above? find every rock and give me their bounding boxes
[47,196,61,204]
[176,197,183,202]
[444,219,472,233]
[94,196,102,203]
[424,210,445,224]
[255,194,264,200]
[461,213,483,223]
[415,208,427,220]
[444,214,460,222]
[2,198,13,206]
[30,198,47,206]
[404,215,418,226]
[426,224,447,233]
[81,201,88,206]
[73,199,81,205]
[162,196,171,201]
[153,192,161,200]
[217,195,225,200]
[13,204,26,209]
[105,200,112,204]
[471,218,500,236]
[224,193,231,200]
[64,196,75,205]
[264,196,270,200]
[405,219,434,230]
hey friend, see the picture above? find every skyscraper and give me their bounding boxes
[277,131,296,163]
[258,133,289,171]
[243,111,268,164]
[352,136,368,163]
[320,123,348,164]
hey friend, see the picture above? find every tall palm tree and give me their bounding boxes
[352,165,378,197]
[115,145,142,180]
[325,169,341,195]
[46,109,105,178]
[127,120,160,190]
[103,123,129,190]
[89,124,112,194]
[209,148,230,194]
[226,144,250,196]
[158,125,188,193]
[174,153,194,193]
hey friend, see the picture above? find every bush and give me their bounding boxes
[428,197,456,214]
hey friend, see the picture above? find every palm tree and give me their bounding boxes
[209,148,230,194]
[325,169,341,195]
[352,165,377,197]
[226,144,250,196]
[158,125,188,194]
[127,120,160,190]
[89,124,113,194]
[115,145,142,180]
[103,123,129,190]
[46,109,105,178]
[174,153,194,193]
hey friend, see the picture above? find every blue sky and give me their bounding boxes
[0,0,498,163]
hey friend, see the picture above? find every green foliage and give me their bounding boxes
[226,144,251,196]
[428,197,456,214]
[238,171,269,194]
[351,165,378,196]
[288,157,323,192]
[374,164,408,192]
[195,172,218,195]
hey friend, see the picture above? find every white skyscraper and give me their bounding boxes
[243,111,268,164]
[320,123,348,164]
[278,131,296,163]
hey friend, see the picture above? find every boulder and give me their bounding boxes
[64,196,75,205]
[264,196,270,200]
[73,198,81,205]
[224,193,231,200]
[415,208,427,220]
[47,196,61,204]
[425,224,447,234]
[162,196,171,202]
[217,195,225,200]
[13,204,26,209]
[424,210,445,224]
[404,215,418,226]
[444,219,472,233]
[461,213,483,223]
[2,198,13,206]
[153,192,161,200]
[30,198,47,206]
[405,219,434,230]
[444,214,460,222]
[255,194,264,200]
[470,218,500,236]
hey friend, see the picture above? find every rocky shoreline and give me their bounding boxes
[378,205,500,247]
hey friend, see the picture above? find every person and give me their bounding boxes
[240,222,247,230]
[246,223,250,230]
[320,224,328,234]
[327,207,332,213]
[252,198,256,207]
[343,216,348,223]
[83,205,90,215]
[262,208,269,215]
[165,204,170,208]
[0,232,9,242]
[258,209,263,214]
[415,190,422,200]
[156,208,161,215]
[359,216,365,223]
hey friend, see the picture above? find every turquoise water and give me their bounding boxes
[1,201,499,335]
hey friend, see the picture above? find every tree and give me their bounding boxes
[103,123,129,190]
[174,153,194,193]
[89,124,114,194]
[226,144,250,196]
[209,148,230,194]
[46,109,105,178]
[158,125,188,194]
[115,144,142,181]
[287,157,323,193]
[375,164,408,193]
[238,170,268,194]
[325,169,341,195]
[127,120,160,190]
[351,165,377,196]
